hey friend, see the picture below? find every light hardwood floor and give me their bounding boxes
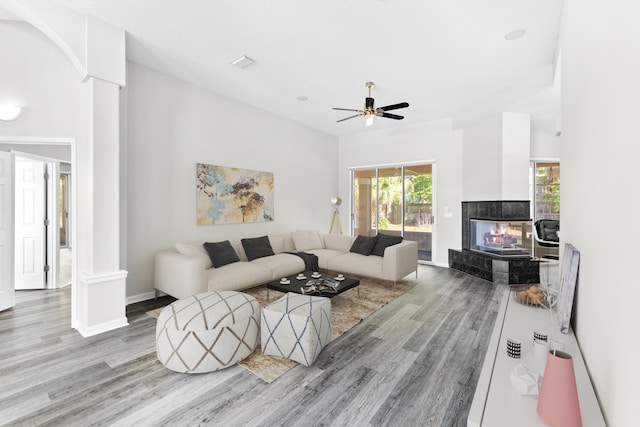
[0,265,505,427]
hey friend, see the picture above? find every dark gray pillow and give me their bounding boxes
[203,240,240,268]
[350,235,378,256]
[371,233,403,257]
[241,236,275,261]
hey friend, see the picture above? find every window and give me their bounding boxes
[352,163,433,262]
[530,161,560,259]
[532,162,560,221]
[59,173,70,247]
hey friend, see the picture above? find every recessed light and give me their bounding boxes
[505,29,526,40]
[297,96,308,102]
[231,55,254,68]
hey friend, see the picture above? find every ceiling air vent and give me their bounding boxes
[231,55,254,69]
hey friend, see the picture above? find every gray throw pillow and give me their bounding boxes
[371,233,403,257]
[241,236,275,261]
[350,235,378,256]
[203,240,240,268]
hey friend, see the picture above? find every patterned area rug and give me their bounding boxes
[147,274,417,383]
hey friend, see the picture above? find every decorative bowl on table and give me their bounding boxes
[511,285,556,309]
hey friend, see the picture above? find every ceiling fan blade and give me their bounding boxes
[380,112,404,120]
[379,102,409,111]
[337,114,362,123]
[332,107,360,112]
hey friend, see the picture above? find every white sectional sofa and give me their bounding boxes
[154,230,418,299]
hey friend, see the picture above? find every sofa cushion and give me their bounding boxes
[205,262,272,292]
[371,233,404,257]
[306,249,345,270]
[203,240,240,268]
[175,241,212,269]
[241,236,275,261]
[327,253,384,278]
[323,234,355,253]
[251,253,305,279]
[292,230,324,251]
[350,235,378,256]
[268,236,285,253]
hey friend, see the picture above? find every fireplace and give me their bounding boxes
[449,200,539,284]
[470,219,531,257]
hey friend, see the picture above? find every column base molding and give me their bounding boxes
[76,269,128,337]
[76,316,129,338]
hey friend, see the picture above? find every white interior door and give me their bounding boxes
[14,158,46,290]
[0,151,15,311]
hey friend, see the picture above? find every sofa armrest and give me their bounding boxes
[154,250,209,299]
[382,240,418,281]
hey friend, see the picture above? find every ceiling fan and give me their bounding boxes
[333,82,409,127]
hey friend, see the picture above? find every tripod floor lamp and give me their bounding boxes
[329,196,343,234]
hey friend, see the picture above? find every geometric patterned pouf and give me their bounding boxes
[156,291,260,373]
[261,292,331,367]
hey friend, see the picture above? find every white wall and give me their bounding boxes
[530,131,561,159]
[462,114,503,200]
[0,21,88,139]
[462,112,531,201]
[125,62,339,298]
[561,0,640,424]
[338,119,463,266]
[501,112,531,200]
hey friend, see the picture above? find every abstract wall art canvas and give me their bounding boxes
[557,243,580,334]
[196,163,274,225]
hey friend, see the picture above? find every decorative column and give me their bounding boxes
[75,77,128,336]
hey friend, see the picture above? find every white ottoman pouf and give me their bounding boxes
[261,292,331,366]
[156,291,260,373]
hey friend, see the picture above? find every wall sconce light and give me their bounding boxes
[0,105,24,121]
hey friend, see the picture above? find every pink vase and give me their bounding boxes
[537,350,582,427]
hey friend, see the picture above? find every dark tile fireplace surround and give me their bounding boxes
[448,200,540,285]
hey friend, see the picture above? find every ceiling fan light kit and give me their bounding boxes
[333,81,409,127]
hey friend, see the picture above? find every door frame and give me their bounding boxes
[0,136,77,326]
[0,150,15,312]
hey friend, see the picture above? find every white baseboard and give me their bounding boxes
[418,260,449,268]
[76,317,129,338]
[126,291,160,305]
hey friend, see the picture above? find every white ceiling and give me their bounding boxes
[4,0,563,136]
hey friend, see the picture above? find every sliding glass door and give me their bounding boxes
[352,163,433,262]
[404,164,433,262]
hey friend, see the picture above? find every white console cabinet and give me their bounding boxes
[468,289,605,426]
